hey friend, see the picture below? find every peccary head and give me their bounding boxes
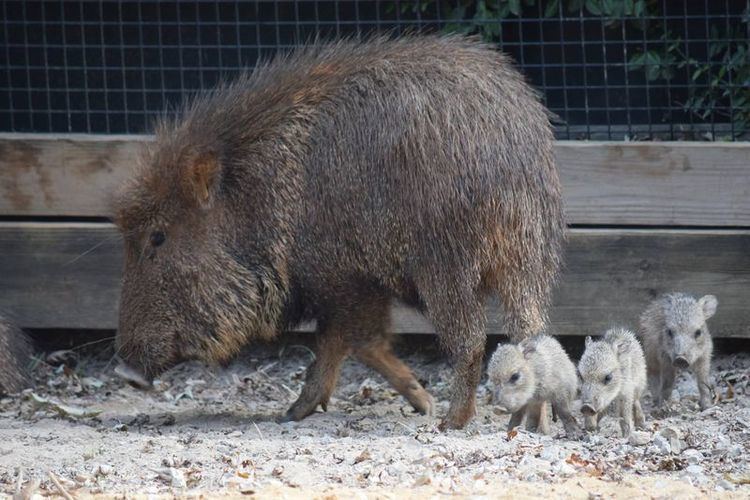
[658,294,717,369]
[487,341,537,413]
[114,127,287,383]
[578,335,629,416]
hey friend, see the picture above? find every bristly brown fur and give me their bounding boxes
[0,315,32,395]
[114,34,565,429]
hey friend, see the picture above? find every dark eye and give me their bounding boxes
[694,329,702,338]
[666,329,674,338]
[603,373,613,384]
[150,231,166,247]
[509,373,520,383]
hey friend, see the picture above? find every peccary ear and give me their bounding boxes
[585,336,593,348]
[616,340,630,358]
[185,152,221,207]
[521,341,536,360]
[698,295,718,319]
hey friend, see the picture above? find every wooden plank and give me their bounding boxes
[558,141,750,226]
[0,134,144,217]
[1,134,749,226]
[1,223,748,337]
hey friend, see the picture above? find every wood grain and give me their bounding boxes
[1,223,747,337]
[1,134,749,226]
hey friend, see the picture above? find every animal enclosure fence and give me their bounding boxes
[0,1,749,338]
[2,1,749,140]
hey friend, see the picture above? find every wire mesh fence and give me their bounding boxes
[2,1,748,140]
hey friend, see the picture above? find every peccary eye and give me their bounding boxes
[150,231,166,247]
[694,329,702,338]
[666,329,674,339]
[603,373,613,384]
[509,373,520,383]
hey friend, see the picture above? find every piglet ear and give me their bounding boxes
[185,152,221,208]
[521,341,536,360]
[585,336,593,348]
[616,341,631,357]
[698,295,718,319]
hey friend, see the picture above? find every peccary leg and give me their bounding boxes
[537,403,552,435]
[355,338,434,416]
[526,401,544,432]
[584,413,599,432]
[524,401,552,435]
[508,405,526,431]
[441,342,484,430]
[618,396,634,437]
[553,399,582,439]
[633,399,646,429]
[693,356,713,410]
[660,365,676,407]
[648,364,663,408]
[283,319,349,421]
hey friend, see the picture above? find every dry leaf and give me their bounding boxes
[725,381,735,400]
[353,449,371,465]
[506,429,518,441]
[30,393,102,419]
[724,473,750,485]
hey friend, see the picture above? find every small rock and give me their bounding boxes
[652,435,671,454]
[156,467,187,488]
[412,474,432,487]
[226,430,243,438]
[539,446,563,461]
[628,431,651,446]
[554,460,576,477]
[74,473,91,484]
[681,449,703,464]
[716,479,736,492]
[659,427,683,454]
[680,464,707,486]
[93,464,111,476]
[726,444,743,458]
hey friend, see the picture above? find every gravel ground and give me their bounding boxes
[1,336,749,499]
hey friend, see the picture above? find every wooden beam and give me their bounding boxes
[558,141,750,226]
[1,223,747,338]
[1,134,749,226]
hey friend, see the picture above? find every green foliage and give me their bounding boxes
[395,0,749,137]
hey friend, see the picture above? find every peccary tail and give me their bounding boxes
[0,315,33,395]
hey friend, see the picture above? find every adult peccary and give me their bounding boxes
[639,293,717,411]
[488,335,581,438]
[113,35,564,429]
[578,328,647,437]
[0,315,32,395]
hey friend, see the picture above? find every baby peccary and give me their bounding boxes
[113,35,564,429]
[639,293,717,411]
[578,328,647,437]
[0,315,32,395]
[488,335,581,438]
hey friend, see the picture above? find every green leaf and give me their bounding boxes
[633,0,646,17]
[629,52,646,68]
[508,0,522,16]
[586,0,603,16]
[544,0,560,18]
[691,67,707,81]
[567,0,585,13]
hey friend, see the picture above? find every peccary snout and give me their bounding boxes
[114,363,154,390]
[580,403,597,416]
[672,356,690,369]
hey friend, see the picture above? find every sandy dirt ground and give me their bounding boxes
[1,336,749,499]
